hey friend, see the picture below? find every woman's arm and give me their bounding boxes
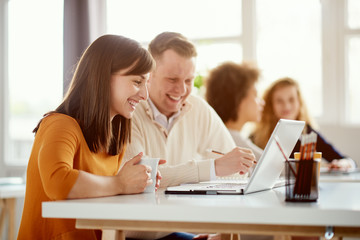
[67,152,152,199]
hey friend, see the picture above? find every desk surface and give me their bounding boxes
[42,182,360,228]
[0,184,26,198]
[320,171,360,182]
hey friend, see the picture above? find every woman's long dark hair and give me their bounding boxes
[33,35,155,155]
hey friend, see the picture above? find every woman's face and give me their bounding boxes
[272,85,300,120]
[110,67,149,119]
[239,84,264,123]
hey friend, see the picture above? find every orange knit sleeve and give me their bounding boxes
[37,115,80,200]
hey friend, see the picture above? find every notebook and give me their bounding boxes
[165,119,305,195]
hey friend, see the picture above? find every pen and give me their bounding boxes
[207,149,257,164]
[207,149,225,155]
[274,136,296,177]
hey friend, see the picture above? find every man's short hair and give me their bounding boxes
[148,32,197,59]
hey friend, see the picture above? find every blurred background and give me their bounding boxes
[1,0,359,175]
[0,0,359,238]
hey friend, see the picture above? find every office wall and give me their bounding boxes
[320,124,360,165]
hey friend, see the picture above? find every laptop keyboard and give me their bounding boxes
[166,178,287,192]
[205,182,247,189]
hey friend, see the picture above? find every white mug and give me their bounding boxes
[138,158,160,193]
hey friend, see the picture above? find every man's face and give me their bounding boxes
[148,49,196,118]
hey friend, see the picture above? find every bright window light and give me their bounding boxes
[256,0,322,118]
[196,42,243,75]
[7,0,63,165]
[347,37,360,124]
[106,0,242,81]
[106,0,242,41]
[347,0,360,29]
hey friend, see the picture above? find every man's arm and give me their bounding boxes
[123,115,212,187]
[196,99,255,177]
[124,97,255,187]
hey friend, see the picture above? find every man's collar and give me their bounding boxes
[147,98,182,120]
[147,98,182,131]
[143,96,193,121]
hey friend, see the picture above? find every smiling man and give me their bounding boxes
[123,31,256,240]
[124,32,255,188]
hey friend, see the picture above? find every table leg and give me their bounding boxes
[274,235,292,240]
[102,230,125,240]
[221,233,232,240]
[6,198,16,240]
[0,199,6,238]
[114,230,125,240]
[232,233,240,240]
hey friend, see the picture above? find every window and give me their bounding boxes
[107,0,325,117]
[347,0,360,29]
[347,37,360,124]
[106,0,243,76]
[1,0,359,168]
[4,0,63,165]
[256,0,322,117]
[106,0,360,126]
[346,0,360,124]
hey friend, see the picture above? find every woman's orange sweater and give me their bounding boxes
[18,113,123,240]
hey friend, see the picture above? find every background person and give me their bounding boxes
[17,34,163,240]
[205,61,264,161]
[251,77,355,169]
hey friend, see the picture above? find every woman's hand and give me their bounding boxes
[116,152,152,194]
[328,158,354,170]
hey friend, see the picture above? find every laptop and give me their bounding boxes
[165,119,305,195]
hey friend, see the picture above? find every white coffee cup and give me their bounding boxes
[139,158,160,193]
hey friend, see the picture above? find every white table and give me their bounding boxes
[42,182,360,240]
[0,183,26,240]
[320,171,360,182]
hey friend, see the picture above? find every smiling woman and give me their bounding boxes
[17,35,158,240]
[251,77,356,170]
[110,69,149,119]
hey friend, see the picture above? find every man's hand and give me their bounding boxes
[214,147,256,176]
[155,159,166,190]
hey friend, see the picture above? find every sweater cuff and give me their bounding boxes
[197,159,212,182]
[209,159,216,180]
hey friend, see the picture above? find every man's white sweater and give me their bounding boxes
[124,94,236,187]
